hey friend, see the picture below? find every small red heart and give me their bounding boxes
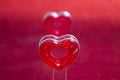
[39,34,80,70]
[43,11,72,36]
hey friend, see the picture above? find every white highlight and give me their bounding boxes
[56,63,60,66]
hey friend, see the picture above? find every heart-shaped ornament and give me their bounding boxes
[43,11,72,36]
[38,34,80,70]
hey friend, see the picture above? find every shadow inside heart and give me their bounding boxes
[51,48,67,59]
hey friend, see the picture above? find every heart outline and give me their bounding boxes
[43,11,72,36]
[39,34,80,70]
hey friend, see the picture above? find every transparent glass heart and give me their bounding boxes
[43,11,72,36]
[39,34,80,70]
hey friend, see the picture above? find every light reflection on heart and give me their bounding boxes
[38,34,80,70]
[43,11,72,36]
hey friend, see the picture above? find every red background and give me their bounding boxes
[0,0,120,80]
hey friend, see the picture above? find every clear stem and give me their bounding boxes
[52,68,67,80]
[52,68,55,80]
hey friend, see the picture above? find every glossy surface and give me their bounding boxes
[43,11,72,36]
[0,0,120,80]
[39,34,80,70]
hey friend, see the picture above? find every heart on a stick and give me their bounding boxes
[39,34,80,70]
[43,11,72,36]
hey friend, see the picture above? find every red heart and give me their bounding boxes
[43,11,72,36]
[38,34,80,70]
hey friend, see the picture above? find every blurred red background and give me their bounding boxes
[0,0,120,80]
